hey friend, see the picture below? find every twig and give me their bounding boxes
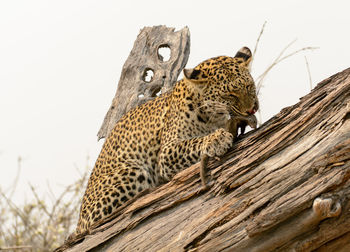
[0,191,25,225]
[46,180,57,205]
[256,39,296,94]
[5,156,22,197]
[256,44,318,95]
[252,21,267,62]
[0,189,44,244]
[275,46,318,65]
[251,22,268,126]
[29,184,50,217]
[304,56,313,90]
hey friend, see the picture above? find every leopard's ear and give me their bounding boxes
[183,68,208,83]
[234,47,252,68]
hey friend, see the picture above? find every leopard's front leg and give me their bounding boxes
[201,114,258,187]
[158,128,233,181]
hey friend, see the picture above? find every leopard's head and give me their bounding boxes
[183,47,259,117]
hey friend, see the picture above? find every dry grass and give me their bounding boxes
[251,22,318,124]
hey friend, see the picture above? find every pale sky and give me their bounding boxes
[1,0,350,204]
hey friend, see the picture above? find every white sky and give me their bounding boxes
[1,0,350,204]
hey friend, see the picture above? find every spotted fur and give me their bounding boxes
[76,47,259,234]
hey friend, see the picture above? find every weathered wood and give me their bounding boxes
[97,25,190,140]
[57,67,350,251]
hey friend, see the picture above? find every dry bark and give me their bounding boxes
[57,66,350,251]
[97,25,190,140]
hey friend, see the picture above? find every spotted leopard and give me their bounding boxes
[76,46,259,234]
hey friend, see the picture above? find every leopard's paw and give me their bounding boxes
[202,128,233,157]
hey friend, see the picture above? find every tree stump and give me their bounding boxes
[97,25,190,140]
[56,26,350,251]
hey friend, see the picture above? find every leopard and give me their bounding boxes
[76,46,259,234]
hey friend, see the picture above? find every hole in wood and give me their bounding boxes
[343,111,350,122]
[157,44,171,62]
[150,86,162,97]
[142,68,154,83]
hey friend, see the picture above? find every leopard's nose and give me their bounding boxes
[247,108,256,115]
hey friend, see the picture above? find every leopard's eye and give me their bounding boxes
[226,94,235,98]
[231,85,239,91]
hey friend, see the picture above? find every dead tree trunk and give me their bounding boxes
[57,27,350,252]
[97,25,190,140]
